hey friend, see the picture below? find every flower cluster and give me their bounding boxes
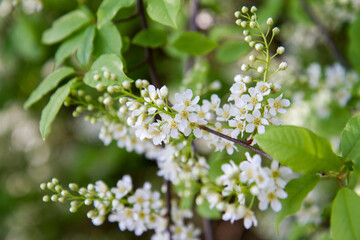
[199,152,293,229]
[40,176,200,239]
[0,0,42,17]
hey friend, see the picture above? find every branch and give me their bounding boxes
[199,125,274,161]
[137,0,163,89]
[203,218,214,240]
[184,0,199,73]
[299,0,351,69]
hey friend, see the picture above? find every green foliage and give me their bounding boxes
[97,0,135,28]
[255,125,341,173]
[83,54,132,88]
[215,40,250,63]
[331,188,360,240]
[54,27,89,67]
[348,11,360,74]
[341,115,360,166]
[24,67,75,109]
[196,200,222,219]
[146,0,180,29]
[275,174,320,234]
[94,22,122,57]
[39,79,76,139]
[42,8,93,44]
[257,0,285,25]
[132,29,167,48]
[76,25,96,66]
[173,32,218,55]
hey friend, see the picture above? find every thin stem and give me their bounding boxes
[137,0,163,89]
[203,218,214,240]
[185,0,199,73]
[299,0,351,69]
[199,125,274,161]
[165,179,172,236]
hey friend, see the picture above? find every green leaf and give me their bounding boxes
[341,114,360,165]
[97,0,134,28]
[348,12,360,74]
[24,67,75,109]
[132,29,167,48]
[83,54,133,88]
[257,0,285,25]
[255,125,341,173]
[76,25,96,66]
[54,27,88,67]
[215,40,250,63]
[42,8,92,44]
[196,201,222,220]
[39,79,76,140]
[275,174,320,234]
[94,22,122,57]
[173,32,218,55]
[331,188,360,240]
[146,0,180,29]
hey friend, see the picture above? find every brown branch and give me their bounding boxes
[200,125,274,161]
[299,0,351,69]
[203,218,214,240]
[184,0,199,73]
[137,0,163,89]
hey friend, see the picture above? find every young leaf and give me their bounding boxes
[341,115,360,165]
[42,8,92,44]
[83,54,133,88]
[146,0,180,29]
[76,25,96,66]
[54,27,88,67]
[39,79,76,140]
[215,40,250,63]
[275,174,320,234]
[196,201,222,220]
[24,67,75,109]
[255,125,341,174]
[97,0,134,28]
[173,32,218,55]
[331,188,360,240]
[94,22,122,57]
[132,29,167,48]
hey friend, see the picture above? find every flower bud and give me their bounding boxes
[277,46,285,55]
[93,74,101,81]
[110,73,117,81]
[243,30,249,36]
[141,80,149,88]
[155,99,165,108]
[249,55,256,62]
[244,36,252,42]
[250,6,257,13]
[255,43,264,51]
[96,83,105,92]
[234,11,241,18]
[42,195,50,202]
[103,96,113,106]
[135,79,142,88]
[243,76,252,83]
[69,183,78,191]
[40,183,46,190]
[159,86,168,98]
[257,66,265,73]
[51,194,58,202]
[279,62,288,70]
[241,64,249,71]
[103,71,111,79]
[272,27,280,35]
[249,41,255,48]
[119,97,127,104]
[240,21,247,28]
[249,21,256,28]
[122,81,131,90]
[266,17,274,26]
[241,6,248,14]
[235,19,242,26]
[107,85,115,93]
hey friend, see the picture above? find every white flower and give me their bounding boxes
[243,208,258,229]
[268,160,293,188]
[202,94,221,112]
[174,89,200,108]
[267,94,290,116]
[216,104,239,121]
[148,122,167,145]
[245,108,269,134]
[255,82,271,96]
[258,186,288,212]
[228,118,245,138]
[222,204,246,223]
[241,87,263,110]
[160,113,180,140]
[239,153,262,184]
[111,175,133,199]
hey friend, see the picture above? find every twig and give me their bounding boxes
[126,59,147,73]
[137,0,163,89]
[299,0,351,69]
[113,11,139,24]
[203,218,214,240]
[136,0,172,237]
[184,0,199,73]
[199,125,274,161]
